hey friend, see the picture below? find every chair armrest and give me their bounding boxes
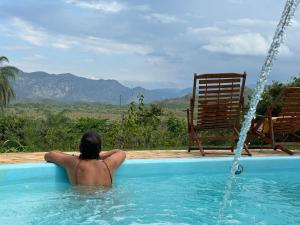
[251,114,270,132]
[255,114,267,118]
[252,114,267,125]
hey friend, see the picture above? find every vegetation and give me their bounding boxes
[0,74,299,153]
[256,76,300,116]
[0,56,18,109]
[0,95,187,152]
[7,101,129,120]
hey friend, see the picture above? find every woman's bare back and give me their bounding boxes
[71,159,112,186]
[44,150,126,186]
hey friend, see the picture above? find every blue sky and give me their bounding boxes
[0,0,299,89]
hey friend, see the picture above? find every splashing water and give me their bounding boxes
[217,0,300,224]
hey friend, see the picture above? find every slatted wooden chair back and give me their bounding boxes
[191,73,246,131]
[272,87,300,134]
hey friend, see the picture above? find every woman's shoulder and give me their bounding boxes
[45,151,79,169]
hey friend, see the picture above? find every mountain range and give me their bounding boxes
[12,71,191,104]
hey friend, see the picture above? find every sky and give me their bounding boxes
[0,0,300,89]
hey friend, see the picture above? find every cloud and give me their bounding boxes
[225,18,277,27]
[290,19,300,29]
[88,76,99,80]
[0,45,31,50]
[5,17,151,55]
[186,17,294,56]
[143,13,183,24]
[227,0,248,4]
[134,4,151,12]
[66,0,125,13]
[11,17,48,46]
[202,33,269,56]
[187,26,226,38]
[83,36,152,55]
[23,54,46,61]
[199,29,291,56]
[144,56,165,65]
[51,38,78,49]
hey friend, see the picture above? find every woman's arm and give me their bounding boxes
[44,151,75,168]
[100,150,126,170]
[100,149,123,159]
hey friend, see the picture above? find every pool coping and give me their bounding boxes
[1,149,300,164]
[1,155,300,169]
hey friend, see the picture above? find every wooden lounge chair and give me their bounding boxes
[186,72,251,156]
[249,87,300,155]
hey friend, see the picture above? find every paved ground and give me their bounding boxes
[1,148,300,164]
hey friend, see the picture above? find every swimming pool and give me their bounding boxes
[1,157,300,225]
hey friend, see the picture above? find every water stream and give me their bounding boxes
[217,0,300,224]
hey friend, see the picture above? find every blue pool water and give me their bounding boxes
[1,157,300,225]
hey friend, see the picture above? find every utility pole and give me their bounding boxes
[119,94,122,106]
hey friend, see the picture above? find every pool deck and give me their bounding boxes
[1,149,300,164]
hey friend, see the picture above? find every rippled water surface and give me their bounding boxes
[1,171,300,225]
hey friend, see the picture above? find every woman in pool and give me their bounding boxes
[44,131,126,186]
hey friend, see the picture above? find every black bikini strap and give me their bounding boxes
[102,160,113,185]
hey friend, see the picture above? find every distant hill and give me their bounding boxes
[12,71,191,104]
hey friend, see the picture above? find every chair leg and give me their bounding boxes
[275,144,294,155]
[243,143,252,156]
[231,129,238,153]
[233,127,251,156]
[292,133,300,140]
[269,118,276,150]
[189,127,205,155]
[195,138,205,156]
[188,136,192,152]
[230,146,234,152]
[230,137,235,152]
[282,134,289,142]
[188,127,196,153]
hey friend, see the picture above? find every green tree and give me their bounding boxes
[256,76,300,116]
[289,76,300,87]
[0,56,18,109]
[256,81,285,116]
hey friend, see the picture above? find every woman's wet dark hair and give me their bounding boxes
[79,131,101,160]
